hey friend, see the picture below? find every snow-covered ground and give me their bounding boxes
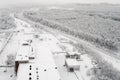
[0,17,33,66]
[53,43,93,80]
[36,28,94,80]
[0,16,35,80]
[0,38,3,51]
[0,32,11,53]
[0,15,95,80]
[17,18,94,80]
[34,32,94,80]
[0,67,16,80]
[0,34,17,79]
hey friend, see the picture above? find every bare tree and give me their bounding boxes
[5,54,15,72]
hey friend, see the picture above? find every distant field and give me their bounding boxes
[23,4,120,51]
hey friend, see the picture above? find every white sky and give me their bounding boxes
[0,0,120,8]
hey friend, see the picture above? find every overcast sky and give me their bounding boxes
[0,0,120,8]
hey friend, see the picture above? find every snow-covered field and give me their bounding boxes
[36,31,94,80]
[0,34,16,80]
[53,42,93,80]
[0,14,95,80]
[0,67,16,80]
[0,16,35,80]
[16,4,120,80]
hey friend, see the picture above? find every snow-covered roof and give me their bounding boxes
[67,51,81,56]
[15,46,31,62]
[16,43,60,80]
[65,59,80,67]
[17,63,60,80]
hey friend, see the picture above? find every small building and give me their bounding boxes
[29,47,35,59]
[20,34,33,44]
[21,41,31,46]
[66,51,81,60]
[65,59,80,72]
[15,46,31,74]
[15,46,31,63]
[29,51,35,59]
[29,54,35,59]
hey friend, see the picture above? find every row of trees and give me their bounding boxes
[72,43,120,80]
[0,13,15,30]
[23,11,118,51]
[90,53,120,80]
[4,54,15,72]
[23,11,120,80]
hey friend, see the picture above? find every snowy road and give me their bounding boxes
[12,13,120,80]
[14,16,87,80]
[42,24,120,71]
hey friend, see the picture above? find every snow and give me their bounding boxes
[57,35,71,43]
[65,59,80,67]
[75,54,93,80]
[0,14,95,80]
[0,16,33,80]
[0,32,19,65]
[15,46,31,62]
[0,67,16,80]
[14,20,62,80]
[54,54,78,80]
[17,37,61,80]
[0,41,2,51]
[38,34,63,53]
[93,48,120,71]
[8,9,120,80]
[15,17,93,80]
[67,51,81,56]
[53,40,93,80]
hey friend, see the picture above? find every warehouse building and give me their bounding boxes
[15,45,32,74]
[66,51,81,60]
[15,42,61,80]
[65,58,80,72]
